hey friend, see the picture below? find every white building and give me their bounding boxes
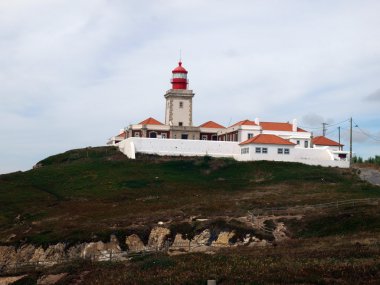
[109,61,350,168]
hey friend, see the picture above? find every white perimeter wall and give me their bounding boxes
[119,137,240,159]
[118,138,349,168]
[239,144,349,168]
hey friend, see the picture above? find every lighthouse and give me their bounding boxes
[171,61,188,89]
[164,61,195,130]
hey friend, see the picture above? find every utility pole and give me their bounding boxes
[338,126,341,149]
[322,123,327,136]
[349,117,353,166]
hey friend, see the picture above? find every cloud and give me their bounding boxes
[1,0,380,173]
[364,89,380,102]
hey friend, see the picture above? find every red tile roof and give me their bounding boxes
[312,136,343,146]
[240,134,295,146]
[139,117,163,125]
[199,121,225,129]
[229,119,257,128]
[260,122,306,132]
[116,131,126,138]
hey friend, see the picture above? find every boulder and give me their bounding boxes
[273,222,289,241]
[66,243,85,260]
[16,244,36,263]
[0,246,16,269]
[0,275,27,285]
[147,227,170,250]
[125,234,145,252]
[191,229,211,246]
[190,229,211,252]
[82,241,106,260]
[81,235,122,261]
[211,231,235,247]
[248,237,268,247]
[37,273,67,285]
[169,234,190,252]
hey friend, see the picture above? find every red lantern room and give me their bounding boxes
[171,61,188,90]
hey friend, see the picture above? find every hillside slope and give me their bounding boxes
[0,146,379,284]
[0,146,377,244]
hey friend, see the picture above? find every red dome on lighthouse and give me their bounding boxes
[171,61,188,90]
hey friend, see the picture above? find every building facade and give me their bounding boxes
[108,61,349,167]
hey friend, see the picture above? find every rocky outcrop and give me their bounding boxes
[0,223,276,273]
[211,231,235,247]
[147,227,170,250]
[126,234,145,252]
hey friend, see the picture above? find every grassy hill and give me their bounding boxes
[1,146,379,284]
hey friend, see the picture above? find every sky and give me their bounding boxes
[1,0,380,174]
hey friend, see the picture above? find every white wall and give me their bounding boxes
[119,137,240,159]
[118,138,349,168]
[237,143,349,168]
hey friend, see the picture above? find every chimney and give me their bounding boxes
[292,119,297,132]
[255,117,260,125]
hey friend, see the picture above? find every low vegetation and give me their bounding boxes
[1,146,379,283]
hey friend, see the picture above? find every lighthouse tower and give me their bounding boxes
[164,61,195,128]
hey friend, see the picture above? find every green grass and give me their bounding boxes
[0,146,379,246]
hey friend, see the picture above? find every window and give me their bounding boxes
[181,134,188,139]
[255,147,261,153]
[134,132,140,137]
[304,141,309,148]
[248,133,254,139]
[179,101,183,108]
[202,135,208,140]
[149,132,157,138]
[284,148,290,154]
[297,140,300,145]
[161,133,167,139]
[241,147,249,154]
[179,122,183,126]
[212,135,217,141]
[262,147,268,154]
[278,148,283,154]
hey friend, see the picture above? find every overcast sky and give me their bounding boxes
[1,0,380,174]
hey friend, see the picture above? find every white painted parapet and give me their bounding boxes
[118,138,350,168]
[119,138,240,159]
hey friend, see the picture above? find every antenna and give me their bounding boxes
[179,49,182,62]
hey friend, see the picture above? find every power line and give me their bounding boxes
[353,120,380,142]
[299,118,350,131]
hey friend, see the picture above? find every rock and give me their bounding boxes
[37,273,67,285]
[189,229,211,252]
[16,244,37,263]
[147,227,170,250]
[248,237,268,247]
[5,234,16,242]
[82,241,106,260]
[81,235,122,261]
[191,229,211,246]
[125,234,145,252]
[107,235,122,251]
[211,231,235,247]
[169,234,190,253]
[273,222,289,241]
[0,246,16,269]
[67,243,85,260]
[0,275,27,285]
